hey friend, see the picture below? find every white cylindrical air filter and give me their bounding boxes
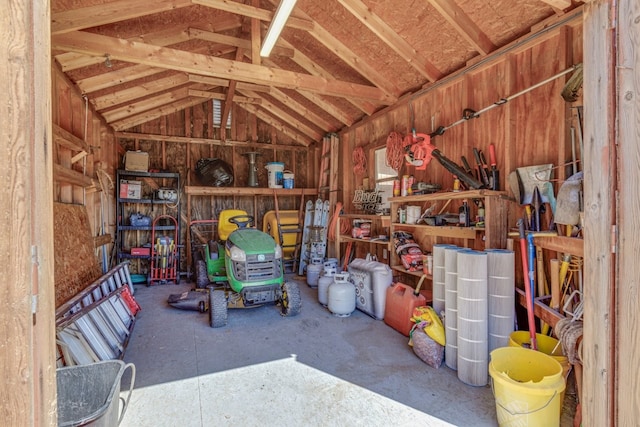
[444,247,463,370]
[457,250,488,386]
[432,244,457,317]
[486,249,515,352]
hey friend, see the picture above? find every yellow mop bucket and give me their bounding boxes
[509,331,570,381]
[489,347,566,427]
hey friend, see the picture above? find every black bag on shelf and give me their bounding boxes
[195,158,234,187]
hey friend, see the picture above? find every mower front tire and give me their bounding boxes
[209,289,228,328]
[280,281,301,317]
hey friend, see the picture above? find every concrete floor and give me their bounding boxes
[118,275,574,426]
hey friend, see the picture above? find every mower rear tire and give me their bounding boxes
[209,289,228,328]
[194,252,210,289]
[280,281,301,317]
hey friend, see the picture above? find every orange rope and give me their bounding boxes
[328,201,350,242]
[386,131,405,172]
[352,146,367,175]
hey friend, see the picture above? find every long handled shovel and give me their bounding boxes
[517,219,538,350]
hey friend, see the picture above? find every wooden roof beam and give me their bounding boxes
[188,74,273,93]
[265,0,401,99]
[427,0,497,55]
[268,87,337,132]
[110,97,208,131]
[188,28,294,58]
[220,48,245,140]
[237,89,324,141]
[336,0,442,82]
[76,64,167,94]
[236,103,312,146]
[51,0,192,35]
[76,45,235,94]
[538,0,572,9]
[192,0,315,31]
[102,87,194,123]
[189,89,262,104]
[52,31,396,104]
[55,17,242,71]
[270,39,378,116]
[93,73,191,111]
[297,90,355,127]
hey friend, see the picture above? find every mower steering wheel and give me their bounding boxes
[229,215,254,229]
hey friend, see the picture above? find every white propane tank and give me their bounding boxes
[306,263,323,288]
[318,263,337,306]
[318,275,333,306]
[328,273,356,317]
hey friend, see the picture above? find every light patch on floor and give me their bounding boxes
[121,355,454,427]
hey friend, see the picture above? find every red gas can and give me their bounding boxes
[384,281,427,336]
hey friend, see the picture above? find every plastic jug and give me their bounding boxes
[384,281,427,336]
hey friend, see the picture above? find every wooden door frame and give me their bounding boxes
[1,1,57,425]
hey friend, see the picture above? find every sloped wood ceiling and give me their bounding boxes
[51,0,581,146]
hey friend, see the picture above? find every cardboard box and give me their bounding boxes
[119,180,142,199]
[124,151,149,172]
[131,247,150,256]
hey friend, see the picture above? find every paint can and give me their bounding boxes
[265,162,285,188]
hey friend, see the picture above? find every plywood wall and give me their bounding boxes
[52,66,119,305]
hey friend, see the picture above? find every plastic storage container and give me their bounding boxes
[57,360,135,427]
[347,258,393,320]
[265,162,285,188]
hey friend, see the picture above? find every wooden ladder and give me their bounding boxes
[319,133,339,257]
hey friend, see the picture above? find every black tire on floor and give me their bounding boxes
[280,281,301,317]
[209,289,228,328]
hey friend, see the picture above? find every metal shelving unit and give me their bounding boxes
[115,169,181,282]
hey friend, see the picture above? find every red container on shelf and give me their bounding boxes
[384,282,427,336]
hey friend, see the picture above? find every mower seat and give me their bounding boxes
[218,209,249,241]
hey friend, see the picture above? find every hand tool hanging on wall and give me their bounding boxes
[472,148,490,187]
[488,143,500,191]
[479,151,491,186]
[404,133,486,189]
[428,64,583,139]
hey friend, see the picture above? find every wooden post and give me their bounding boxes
[582,1,617,425]
[1,1,56,424]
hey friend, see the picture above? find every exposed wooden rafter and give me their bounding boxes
[237,89,324,141]
[192,0,315,31]
[236,102,312,145]
[52,31,396,104]
[188,28,294,58]
[110,97,207,131]
[189,89,262,104]
[336,0,443,82]
[427,0,497,55]
[93,73,190,111]
[51,0,192,34]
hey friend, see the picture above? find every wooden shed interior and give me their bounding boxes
[3,0,639,425]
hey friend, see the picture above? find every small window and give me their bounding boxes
[374,146,398,210]
[212,100,232,129]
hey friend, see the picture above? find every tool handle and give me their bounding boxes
[479,150,489,168]
[489,143,497,167]
[472,147,483,167]
[461,156,473,174]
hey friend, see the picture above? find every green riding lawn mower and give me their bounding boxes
[183,209,301,327]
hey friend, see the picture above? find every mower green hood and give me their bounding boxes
[227,228,277,254]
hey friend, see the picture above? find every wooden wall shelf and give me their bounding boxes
[185,186,318,196]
